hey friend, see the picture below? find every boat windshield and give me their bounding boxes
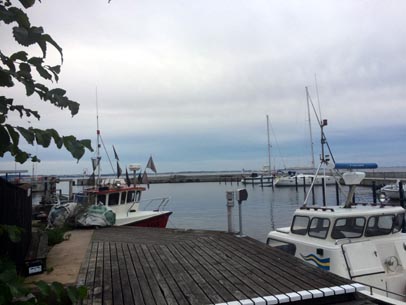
[291,216,309,235]
[308,217,330,239]
[332,217,365,239]
[365,214,395,237]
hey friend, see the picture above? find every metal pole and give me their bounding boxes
[238,200,243,236]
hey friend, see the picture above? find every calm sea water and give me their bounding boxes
[42,181,377,243]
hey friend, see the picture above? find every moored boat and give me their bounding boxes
[267,169,406,304]
[274,173,336,187]
[74,177,172,228]
[379,180,405,201]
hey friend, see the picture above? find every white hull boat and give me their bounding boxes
[380,180,405,200]
[275,173,336,187]
[267,169,406,304]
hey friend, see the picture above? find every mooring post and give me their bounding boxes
[372,181,377,204]
[335,182,340,205]
[236,189,248,237]
[399,181,405,208]
[226,191,234,233]
[303,176,306,193]
[322,177,326,206]
[311,177,315,205]
[295,176,298,192]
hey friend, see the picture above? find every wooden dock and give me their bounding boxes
[77,227,375,305]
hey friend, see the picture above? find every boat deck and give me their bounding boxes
[78,227,375,305]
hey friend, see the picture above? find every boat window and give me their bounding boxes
[109,193,119,206]
[365,215,393,237]
[128,191,135,202]
[291,216,310,235]
[332,217,365,239]
[120,192,127,204]
[393,214,404,233]
[97,194,106,205]
[308,217,330,239]
[267,238,296,255]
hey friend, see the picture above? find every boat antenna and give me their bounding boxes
[306,87,316,172]
[266,114,271,175]
[314,74,322,120]
[96,87,101,187]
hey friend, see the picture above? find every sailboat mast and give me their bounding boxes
[96,88,101,184]
[306,87,315,172]
[266,114,271,175]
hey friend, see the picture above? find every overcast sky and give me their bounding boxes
[2,0,406,175]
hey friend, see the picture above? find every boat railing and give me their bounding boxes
[366,283,406,300]
[139,197,171,211]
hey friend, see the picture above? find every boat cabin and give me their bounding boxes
[289,205,405,243]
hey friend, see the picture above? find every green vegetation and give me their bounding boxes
[0,225,87,304]
[0,0,93,164]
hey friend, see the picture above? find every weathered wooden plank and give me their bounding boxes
[127,243,157,305]
[221,234,350,289]
[102,242,112,305]
[190,237,269,298]
[178,240,245,301]
[140,244,180,305]
[148,245,190,305]
[133,244,167,305]
[92,242,104,305]
[84,242,99,305]
[116,243,134,305]
[209,236,304,292]
[110,243,124,305]
[121,243,145,305]
[156,244,211,305]
[166,243,225,304]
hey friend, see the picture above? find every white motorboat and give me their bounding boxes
[267,169,406,304]
[274,173,336,187]
[241,172,274,186]
[380,180,405,200]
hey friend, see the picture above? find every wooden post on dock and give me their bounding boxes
[226,191,234,233]
[303,176,306,193]
[399,181,404,208]
[335,182,340,205]
[295,176,298,191]
[372,181,377,204]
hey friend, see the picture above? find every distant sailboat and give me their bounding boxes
[241,115,274,186]
[275,87,335,187]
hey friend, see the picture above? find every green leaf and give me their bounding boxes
[16,126,34,144]
[14,149,29,163]
[0,69,14,87]
[10,51,28,62]
[0,125,11,153]
[8,7,30,28]
[34,128,52,147]
[47,128,62,148]
[79,139,93,152]
[12,26,30,46]
[35,64,52,80]
[35,280,51,297]
[4,225,23,243]
[0,5,15,24]
[5,124,19,146]
[50,282,64,303]
[19,0,37,9]
[42,34,63,63]
[63,136,85,161]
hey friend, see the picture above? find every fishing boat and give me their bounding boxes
[74,176,172,228]
[267,169,406,304]
[48,100,172,229]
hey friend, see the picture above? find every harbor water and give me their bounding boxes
[43,180,377,243]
